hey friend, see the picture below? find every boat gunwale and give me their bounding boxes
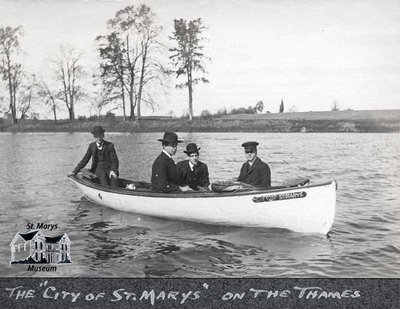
[68,175,336,199]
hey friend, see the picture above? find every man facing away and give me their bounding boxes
[70,126,119,187]
[176,143,210,191]
[237,141,271,187]
[151,131,193,193]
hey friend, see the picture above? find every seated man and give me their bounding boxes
[176,143,210,191]
[151,131,183,193]
[70,126,119,187]
[237,141,271,187]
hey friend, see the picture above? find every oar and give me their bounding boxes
[253,178,310,190]
[211,180,255,192]
[281,178,310,187]
[212,178,310,192]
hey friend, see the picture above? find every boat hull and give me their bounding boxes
[69,176,336,234]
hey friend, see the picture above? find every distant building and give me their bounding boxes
[10,230,71,264]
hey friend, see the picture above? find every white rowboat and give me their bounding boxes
[68,175,336,234]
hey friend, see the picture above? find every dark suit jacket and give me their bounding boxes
[176,160,210,190]
[73,141,119,175]
[151,152,180,193]
[237,157,271,187]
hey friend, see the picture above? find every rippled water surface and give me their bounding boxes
[0,132,399,277]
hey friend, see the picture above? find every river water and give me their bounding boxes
[0,132,399,278]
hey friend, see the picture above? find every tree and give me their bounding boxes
[90,89,114,117]
[169,18,210,121]
[0,93,4,114]
[96,32,128,120]
[17,74,39,123]
[90,73,119,117]
[254,100,264,114]
[133,5,165,119]
[97,5,166,121]
[288,105,298,113]
[231,106,255,115]
[51,46,86,120]
[279,99,284,113]
[38,80,60,123]
[331,100,339,111]
[200,109,212,119]
[0,26,24,125]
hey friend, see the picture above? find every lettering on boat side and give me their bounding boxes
[252,191,306,203]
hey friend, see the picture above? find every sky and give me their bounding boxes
[0,0,399,119]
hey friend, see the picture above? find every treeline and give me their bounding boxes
[0,5,210,125]
[199,99,286,119]
[199,106,261,119]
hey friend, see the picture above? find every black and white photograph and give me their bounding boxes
[0,0,399,307]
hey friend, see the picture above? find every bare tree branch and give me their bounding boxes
[51,45,86,120]
[97,5,167,121]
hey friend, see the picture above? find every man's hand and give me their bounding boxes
[179,186,194,192]
[109,171,118,179]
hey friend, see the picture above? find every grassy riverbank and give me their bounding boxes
[1,109,400,133]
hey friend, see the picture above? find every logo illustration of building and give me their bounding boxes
[10,230,72,264]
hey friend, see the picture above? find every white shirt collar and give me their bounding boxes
[162,150,173,159]
[248,157,257,167]
[189,161,195,171]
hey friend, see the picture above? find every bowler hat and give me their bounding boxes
[184,143,201,154]
[92,126,105,138]
[158,131,183,144]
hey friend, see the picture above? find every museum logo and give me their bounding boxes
[10,229,72,272]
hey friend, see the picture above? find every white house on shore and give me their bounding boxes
[10,230,71,264]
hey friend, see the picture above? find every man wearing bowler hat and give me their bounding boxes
[151,131,185,193]
[176,143,210,191]
[70,126,119,187]
[237,141,271,187]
